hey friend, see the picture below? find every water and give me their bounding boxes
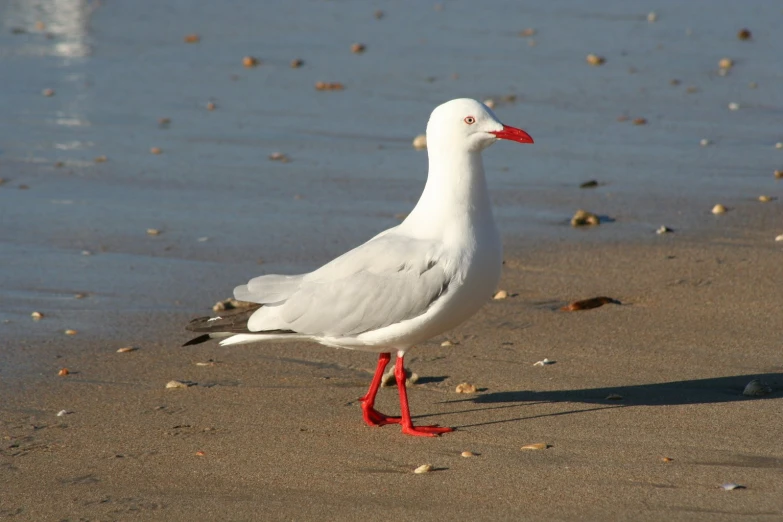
[1,0,781,355]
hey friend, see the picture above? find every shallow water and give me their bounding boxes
[1,0,781,355]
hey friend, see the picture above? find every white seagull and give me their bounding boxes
[185,98,534,436]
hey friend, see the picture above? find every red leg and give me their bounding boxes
[395,354,453,437]
[359,353,401,426]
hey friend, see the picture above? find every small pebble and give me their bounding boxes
[314,81,344,91]
[632,118,647,125]
[461,451,476,458]
[700,138,711,147]
[718,58,734,70]
[242,56,260,67]
[605,393,623,400]
[728,102,740,111]
[580,180,599,188]
[413,464,433,474]
[656,226,673,234]
[776,143,783,150]
[58,368,70,376]
[350,43,366,54]
[669,79,681,86]
[81,250,92,256]
[737,28,752,41]
[94,156,107,163]
[56,410,72,417]
[493,290,508,300]
[720,483,746,491]
[440,340,454,347]
[519,28,536,37]
[150,147,162,155]
[571,209,600,226]
[742,378,771,397]
[412,134,427,150]
[206,101,216,111]
[521,443,550,450]
[646,11,657,22]
[455,382,478,394]
[776,170,783,179]
[686,86,699,94]
[586,54,606,66]
[711,204,727,214]
[74,293,87,299]
[775,234,783,242]
[533,358,555,366]
[64,329,77,335]
[758,195,774,202]
[158,117,171,127]
[483,98,496,109]
[42,88,55,97]
[31,311,44,320]
[195,450,206,456]
[116,346,138,353]
[147,228,161,236]
[290,58,304,68]
[749,82,757,89]
[166,380,190,389]
[374,10,384,19]
[661,457,673,463]
[268,152,290,163]
[184,34,200,43]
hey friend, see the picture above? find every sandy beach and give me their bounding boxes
[2,0,783,520]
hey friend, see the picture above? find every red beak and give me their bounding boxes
[490,125,534,144]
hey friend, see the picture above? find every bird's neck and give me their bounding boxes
[401,147,495,238]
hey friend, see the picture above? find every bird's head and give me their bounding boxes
[426,98,533,153]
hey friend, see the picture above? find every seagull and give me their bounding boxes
[184,98,533,436]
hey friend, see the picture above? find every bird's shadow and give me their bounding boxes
[426,373,782,428]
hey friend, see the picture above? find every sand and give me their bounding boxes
[3,235,783,521]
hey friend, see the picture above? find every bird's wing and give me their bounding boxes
[244,233,454,337]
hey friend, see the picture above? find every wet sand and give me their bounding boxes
[2,0,783,520]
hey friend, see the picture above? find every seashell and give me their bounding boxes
[570,209,600,226]
[461,451,476,457]
[146,228,161,236]
[150,147,162,155]
[350,43,366,54]
[413,464,433,474]
[776,143,783,150]
[647,11,657,22]
[605,393,623,400]
[57,410,72,416]
[661,457,673,462]
[116,346,137,353]
[758,195,774,202]
[560,296,617,311]
[774,170,782,179]
[440,340,454,347]
[493,290,508,300]
[58,368,70,376]
[656,226,673,235]
[64,329,77,335]
[455,382,478,394]
[242,56,259,67]
[728,102,740,111]
[412,134,427,149]
[586,54,605,66]
[718,58,734,69]
[195,450,206,456]
[720,483,745,491]
[700,139,711,146]
[533,358,555,366]
[775,235,783,242]
[521,443,550,450]
[742,379,771,397]
[711,204,727,214]
[268,152,290,163]
[166,380,190,389]
[31,311,44,320]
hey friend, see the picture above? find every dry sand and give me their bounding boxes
[3,235,782,521]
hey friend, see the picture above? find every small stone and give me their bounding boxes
[440,340,454,347]
[647,11,657,22]
[700,138,711,146]
[206,101,216,111]
[749,82,757,89]
[31,311,44,320]
[493,290,508,300]
[669,79,681,86]
[268,152,290,162]
[632,118,647,125]
[455,382,478,394]
[350,43,366,54]
[460,451,476,458]
[42,88,55,97]
[94,156,108,163]
[314,81,345,91]
[720,483,746,491]
[728,102,740,111]
[737,28,752,41]
[776,143,783,150]
[158,117,171,127]
[242,56,260,67]
[146,228,161,236]
[686,86,699,94]
[74,293,87,299]
[605,393,623,400]
[184,33,200,43]
[580,180,599,188]
[412,134,427,150]
[290,58,304,68]
[661,457,673,462]
[413,464,433,474]
[718,58,734,70]
[58,368,70,376]
[150,147,162,155]
[742,379,771,397]
[758,195,774,202]
[519,28,536,37]
[483,98,496,109]
[64,329,77,335]
[775,235,783,242]
[656,226,673,234]
[774,170,783,179]
[586,54,605,66]
[711,204,727,214]
[56,410,72,417]
[195,450,206,456]
[116,346,138,353]
[571,209,600,226]
[166,380,190,389]
[533,358,555,366]
[521,443,550,450]
[374,10,384,19]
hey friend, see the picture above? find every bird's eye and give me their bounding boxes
[464,116,476,125]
